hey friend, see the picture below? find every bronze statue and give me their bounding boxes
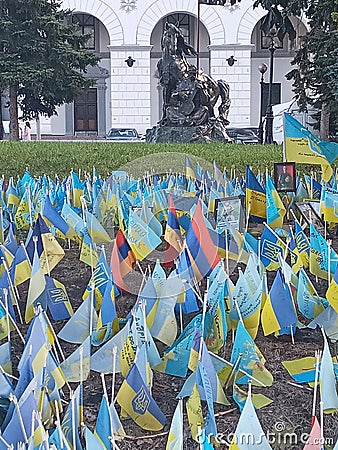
[147,21,231,142]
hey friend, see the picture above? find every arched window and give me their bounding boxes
[163,13,193,45]
[72,13,96,50]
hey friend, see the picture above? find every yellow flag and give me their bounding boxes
[120,335,135,377]
[186,384,203,442]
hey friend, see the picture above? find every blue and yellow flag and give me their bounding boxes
[58,296,97,344]
[85,425,105,450]
[2,391,43,449]
[245,166,266,222]
[294,219,309,268]
[60,336,91,383]
[80,228,99,268]
[45,275,73,321]
[196,360,217,438]
[309,223,338,279]
[25,245,46,323]
[284,113,337,182]
[230,321,273,387]
[230,271,261,339]
[5,177,19,209]
[14,188,32,230]
[228,391,273,450]
[70,170,85,209]
[94,395,112,449]
[260,224,286,271]
[322,187,338,223]
[297,268,325,320]
[90,321,130,374]
[116,362,166,431]
[166,400,183,450]
[84,209,112,244]
[185,156,197,180]
[326,265,338,313]
[127,208,161,260]
[265,175,286,229]
[96,279,119,338]
[154,315,202,378]
[261,269,297,336]
[42,194,76,239]
[61,385,84,450]
[303,174,322,200]
[164,194,183,253]
[320,333,338,414]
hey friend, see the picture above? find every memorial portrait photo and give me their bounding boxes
[274,162,296,192]
[214,197,244,232]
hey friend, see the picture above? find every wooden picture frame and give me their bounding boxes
[274,162,296,193]
[296,201,325,232]
[214,196,244,232]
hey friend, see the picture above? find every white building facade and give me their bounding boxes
[25,0,308,137]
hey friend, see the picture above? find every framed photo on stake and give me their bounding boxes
[214,197,244,232]
[295,201,325,233]
[274,162,296,192]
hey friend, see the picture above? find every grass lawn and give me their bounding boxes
[0,141,282,179]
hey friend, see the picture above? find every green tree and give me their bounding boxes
[253,0,338,139]
[0,0,99,141]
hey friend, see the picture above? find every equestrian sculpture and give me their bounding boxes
[146,22,232,143]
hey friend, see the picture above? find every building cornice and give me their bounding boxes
[208,44,254,51]
[108,45,153,52]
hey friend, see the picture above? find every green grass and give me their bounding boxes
[0,141,283,179]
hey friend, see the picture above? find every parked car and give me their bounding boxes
[105,128,141,141]
[226,127,259,144]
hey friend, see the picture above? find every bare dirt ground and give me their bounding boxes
[12,228,338,450]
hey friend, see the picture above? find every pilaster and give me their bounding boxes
[209,44,254,126]
[108,45,153,134]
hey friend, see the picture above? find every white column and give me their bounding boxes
[107,45,153,135]
[208,44,254,127]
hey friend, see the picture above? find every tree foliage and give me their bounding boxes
[0,0,99,139]
[254,0,338,137]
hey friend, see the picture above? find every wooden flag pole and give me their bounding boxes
[41,309,66,361]
[54,400,65,450]
[210,352,267,387]
[4,289,11,344]
[0,293,24,343]
[198,277,209,360]
[9,394,28,443]
[311,349,321,426]
[89,280,94,337]
[328,239,332,288]
[131,307,139,349]
[101,373,120,450]
[232,296,244,326]
[1,257,23,324]
[70,390,77,450]
[225,230,229,275]
[0,435,13,449]
[225,353,243,389]
[111,345,118,405]
[245,202,251,233]
[179,304,184,334]
[319,400,324,443]
[27,186,33,229]
[0,207,4,244]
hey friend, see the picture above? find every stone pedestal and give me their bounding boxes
[146,124,232,144]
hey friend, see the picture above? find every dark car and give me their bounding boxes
[105,128,141,141]
[226,127,259,144]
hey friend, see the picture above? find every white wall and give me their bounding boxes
[53,0,305,135]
